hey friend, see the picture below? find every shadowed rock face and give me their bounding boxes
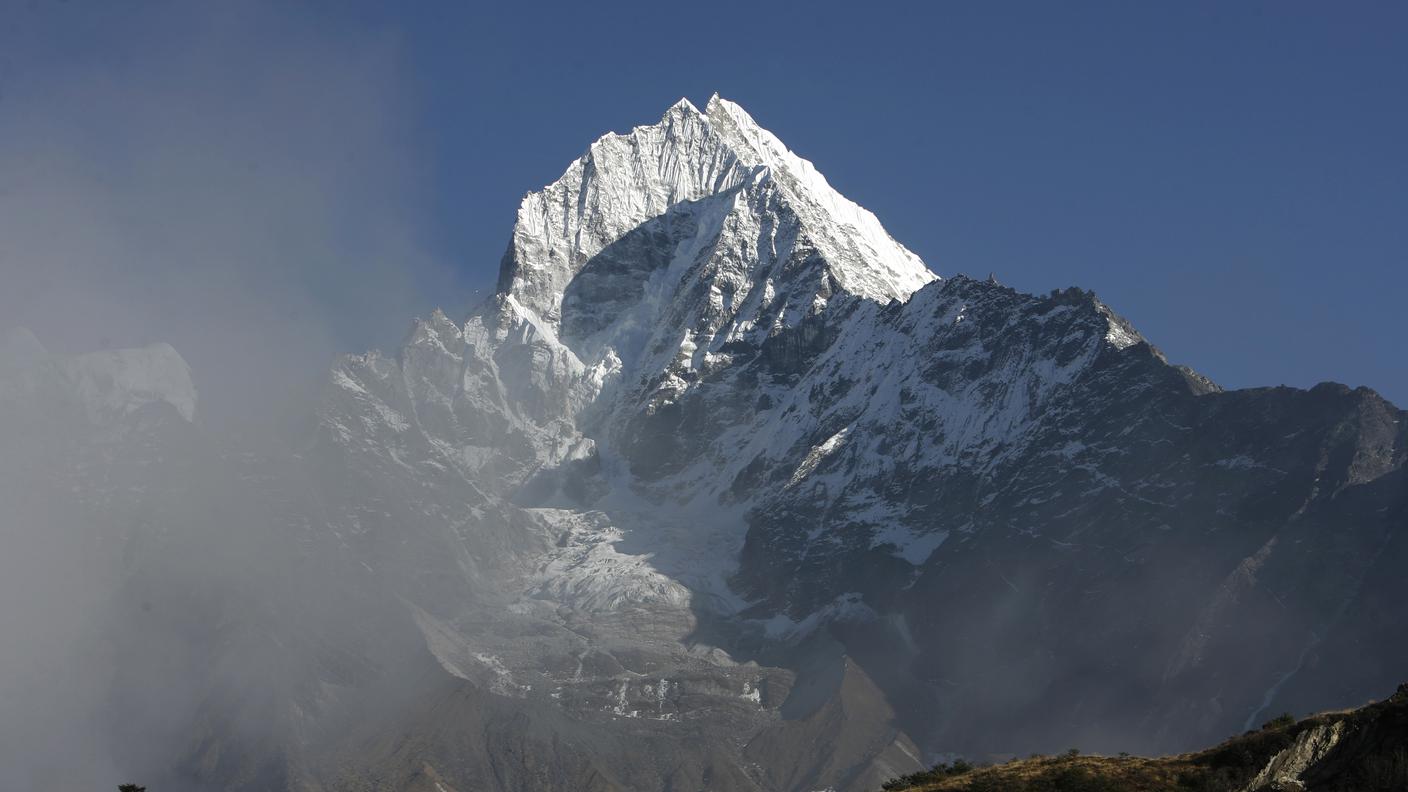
[7,97,1405,791]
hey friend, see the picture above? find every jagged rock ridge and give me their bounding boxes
[314,95,1407,787]
[6,96,1405,792]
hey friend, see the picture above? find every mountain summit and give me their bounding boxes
[314,96,1407,789]
[499,95,934,335]
[11,96,1405,792]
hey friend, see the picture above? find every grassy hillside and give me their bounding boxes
[881,684,1408,792]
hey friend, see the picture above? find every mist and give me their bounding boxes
[0,0,463,431]
[0,3,464,787]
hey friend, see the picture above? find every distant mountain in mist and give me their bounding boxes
[4,96,1404,792]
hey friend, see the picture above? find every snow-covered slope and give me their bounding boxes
[326,98,954,636]
[17,96,1404,792]
[312,96,1408,788]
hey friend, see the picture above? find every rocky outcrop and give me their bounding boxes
[881,684,1408,791]
[1244,722,1346,791]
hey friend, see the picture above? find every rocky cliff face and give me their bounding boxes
[7,96,1405,791]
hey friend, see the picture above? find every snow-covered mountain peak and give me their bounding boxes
[284,95,1408,791]
[665,95,703,117]
[702,94,935,301]
[497,96,935,338]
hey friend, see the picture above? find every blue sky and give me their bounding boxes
[4,1,1405,414]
